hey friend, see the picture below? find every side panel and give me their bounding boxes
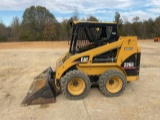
[76,64,123,76]
[55,39,123,79]
[121,53,139,76]
[120,44,141,81]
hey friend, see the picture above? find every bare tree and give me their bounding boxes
[9,17,20,41]
[114,11,123,35]
[0,21,7,42]
[87,15,99,21]
[72,8,79,21]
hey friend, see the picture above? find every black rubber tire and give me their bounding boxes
[60,70,91,100]
[98,69,127,97]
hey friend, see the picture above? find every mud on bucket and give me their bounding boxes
[21,67,59,106]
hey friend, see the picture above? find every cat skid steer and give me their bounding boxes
[21,21,141,106]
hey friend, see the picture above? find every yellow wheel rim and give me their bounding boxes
[106,77,123,93]
[68,78,85,95]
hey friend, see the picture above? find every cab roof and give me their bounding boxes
[72,21,117,25]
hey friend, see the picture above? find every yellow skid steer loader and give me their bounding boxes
[21,21,141,106]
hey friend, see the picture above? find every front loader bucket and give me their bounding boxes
[21,67,60,106]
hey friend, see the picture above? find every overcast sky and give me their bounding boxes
[0,0,159,26]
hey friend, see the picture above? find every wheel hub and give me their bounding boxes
[73,81,78,87]
[106,77,123,93]
[109,79,114,85]
[68,78,85,95]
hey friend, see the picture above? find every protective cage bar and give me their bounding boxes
[70,22,119,54]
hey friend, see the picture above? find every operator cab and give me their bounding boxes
[69,21,119,54]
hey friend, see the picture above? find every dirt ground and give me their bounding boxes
[0,40,160,120]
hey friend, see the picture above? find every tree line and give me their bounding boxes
[0,6,160,42]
